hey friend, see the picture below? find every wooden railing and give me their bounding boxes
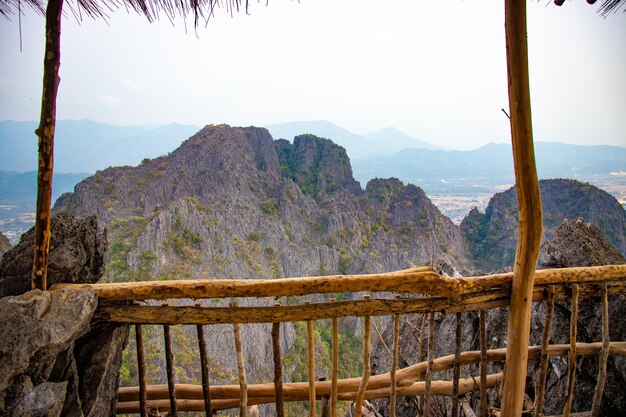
[53,264,626,416]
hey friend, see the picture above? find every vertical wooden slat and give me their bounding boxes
[331,299,339,417]
[419,312,427,414]
[452,312,462,416]
[307,309,316,417]
[272,320,285,417]
[354,312,371,417]
[535,286,555,416]
[563,284,579,417]
[390,313,400,417]
[233,306,248,417]
[479,310,488,417]
[32,0,64,290]
[196,321,212,417]
[590,283,610,417]
[320,377,330,417]
[163,324,178,417]
[424,311,435,417]
[135,324,148,417]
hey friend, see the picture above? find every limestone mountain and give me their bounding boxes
[461,179,626,272]
[55,124,472,282]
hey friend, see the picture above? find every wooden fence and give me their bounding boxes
[53,264,626,416]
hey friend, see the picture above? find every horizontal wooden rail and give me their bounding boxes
[116,374,504,413]
[52,265,626,302]
[94,281,626,325]
[117,341,625,403]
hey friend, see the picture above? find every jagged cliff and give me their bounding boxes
[55,125,472,281]
[461,179,626,272]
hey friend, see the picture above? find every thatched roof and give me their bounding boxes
[1,0,624,23]
[0,0,250,25]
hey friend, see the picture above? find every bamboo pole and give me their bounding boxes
[452,312,462,416]
[535,286,555,416]
[233,315,248,417]
[196,322,212,417]
[307,313,316,417]
[501,0,543,415]
[563,285,579,417]
[590,284,609,417]
[32,0,64,290]
[355,312,371,417]
[479,310,488,417]
[117,341,626,404]
[135,325,148,417]
[272,321,284,417]
[163,324,178,417]
[331,299,339,417]
[424,312,435,417]
[390,314,400,417]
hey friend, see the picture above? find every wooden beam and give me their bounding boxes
[331,299,339,417]
[32,0,64,290]
[163,325,178,417]
[424,311,435,416]
[389,314,400,417]
[53,265,626,302]
[135,325,147,417]
[501,0,543,415]
[452,312,462,416]
[307,317,316,417]
[272,321,284,417]
[479,310,488,417]
[233,319,248,417]
[196,323,212,417]
[355,313,371,417]
[93,281,626,326]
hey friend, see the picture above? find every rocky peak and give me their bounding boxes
[542,217,626,268]
[276,134,361,199]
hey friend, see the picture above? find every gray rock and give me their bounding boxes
[0,231,10,259]
[0,214,107,298]
[9,381,68,417]
[0,289,97,416]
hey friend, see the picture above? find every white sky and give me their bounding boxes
[0,0,625,150]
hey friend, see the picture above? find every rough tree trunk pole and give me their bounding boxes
[501,0,543,416]
[33,0,64,290]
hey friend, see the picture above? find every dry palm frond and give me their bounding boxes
[0,0,253,24]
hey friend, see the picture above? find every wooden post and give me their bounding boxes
[479,310,488,417]
[355,298,371,417]
[320,377,330,417]
[232,303,248,417]
[563,285,579,417]
[136,325,148,417]
[196,322,213,417]
[272,320,285,417]
[419,312,427,414]
[501,0,543,415]
[535,287,555,416]
[331,299,339,417]
[424,312,435,417]
[390,313,400,417]
[32,0,64,290]
[590,283,609,417]
[452,312,462,416]
[163,324,178,417]
[305,300,316,417]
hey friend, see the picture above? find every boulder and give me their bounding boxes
[0,289,97,415]
[0,213,107,298]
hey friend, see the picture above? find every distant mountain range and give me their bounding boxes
[266,121,443,159]
[0,120,199,173]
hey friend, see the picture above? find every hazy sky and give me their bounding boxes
[1,0,624,150]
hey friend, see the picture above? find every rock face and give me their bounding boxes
[0,289,129,417]
[0,232,10,259]
[0,289,96,416]
[461,179,626,272]
[0,213,107,298]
